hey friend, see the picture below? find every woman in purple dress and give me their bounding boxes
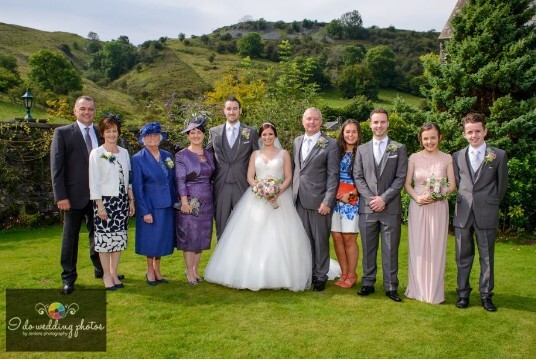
[175,116,215,285]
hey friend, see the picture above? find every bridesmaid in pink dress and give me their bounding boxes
[404,123,455,304]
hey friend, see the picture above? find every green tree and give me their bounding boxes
[340,10,363,39]
[364,45,396,87]
[28,49,82,94]
[237,32,263,58]
[336,64,378,99]
[0,54,21,92]
[421,0,536,232]
[325,20,344,40]
[91,38,139,80]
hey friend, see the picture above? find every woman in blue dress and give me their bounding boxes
[331,119,362,288]
[175,116,215,285]
[132,122,176,286]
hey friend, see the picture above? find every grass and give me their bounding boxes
[320,88,425,110]
[1,223,535,358]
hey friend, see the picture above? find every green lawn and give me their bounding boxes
[320,88,424,110]
[1,223,535,358]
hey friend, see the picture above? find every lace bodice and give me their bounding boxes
[410,151,453,195]
[254,150,285,181]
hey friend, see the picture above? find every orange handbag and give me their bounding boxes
[336,182,358,206]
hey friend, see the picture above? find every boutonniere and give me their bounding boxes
[317,136,328,149]
[241,128,250,141]
[483,148,496,165]
[386,142,400,153]
[100,152,116,164]
[165,157,174,169]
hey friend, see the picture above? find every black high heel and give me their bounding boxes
[146,274,157,286]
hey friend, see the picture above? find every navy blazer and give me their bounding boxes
[131,147,176,217]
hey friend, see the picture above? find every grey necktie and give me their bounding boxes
[470,149,480,172]
[84,127,93,153]
[229,126,238,147]
[374,141,383,165]
[303,138,312,160]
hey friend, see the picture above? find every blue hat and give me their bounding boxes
[138,122,167,144]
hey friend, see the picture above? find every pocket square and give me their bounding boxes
[388,155,398,158]
[242,141,250,144]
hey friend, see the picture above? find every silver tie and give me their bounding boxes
[374,141,382,165]
[84,127,93,153]
[303,138,312,160]
[470,149,480,172]
[229,127,238,147]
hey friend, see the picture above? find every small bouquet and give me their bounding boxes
[173,197,201,216]
[252,177,282,209]
[423,176,449,200]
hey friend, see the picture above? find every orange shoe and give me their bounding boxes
[335,273,348,287]
[339,273,358,288]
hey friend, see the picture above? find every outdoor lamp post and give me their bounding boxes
[21,89,34,120]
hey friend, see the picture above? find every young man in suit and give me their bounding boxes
[452,113,508,312]
[207,96,258,239]
[50,96,105,294]
[292,107,339,291]
[353,108,408,302]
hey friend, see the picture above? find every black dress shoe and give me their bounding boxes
[313,280,326,291]
[61,283,74,295]
[357,286,375,296]
[105,285,117,291]
[481,298,497,312]
[312,275,318,285]
[385,290,402,302]
[456,297,469,308]
[117,274,125,280]
[114,282,124,289]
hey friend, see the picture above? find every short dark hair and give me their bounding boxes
[225,96,241,109]
[462,112,486,129]
[369,108,389,121]
[259,122,277,137]
[98,114,121,138]
[418,122,442,148]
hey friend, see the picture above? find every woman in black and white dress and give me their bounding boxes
[89,114,135,291]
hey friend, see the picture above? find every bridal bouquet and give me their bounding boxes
[423,176,449,200]
[252,177,282,209]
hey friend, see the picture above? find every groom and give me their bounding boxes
[353,108,407,302]
[292,107,339,291]
[207,96,258,239]
[452,113,508,312]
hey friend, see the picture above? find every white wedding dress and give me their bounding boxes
[204,150,312,291]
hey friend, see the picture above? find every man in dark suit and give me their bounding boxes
[452,113,508,312]
[353,108,408,302]
[207,96,258,239]
[292,107,339,291]
[50,95,104,294]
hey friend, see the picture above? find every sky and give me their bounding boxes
[0,0,458,45]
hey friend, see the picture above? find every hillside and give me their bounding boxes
[0,20,439,123]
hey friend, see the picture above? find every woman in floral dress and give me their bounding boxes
[89,114,135,291]
[331,119,362,288]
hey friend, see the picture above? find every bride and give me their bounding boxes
[204,122,312,291]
